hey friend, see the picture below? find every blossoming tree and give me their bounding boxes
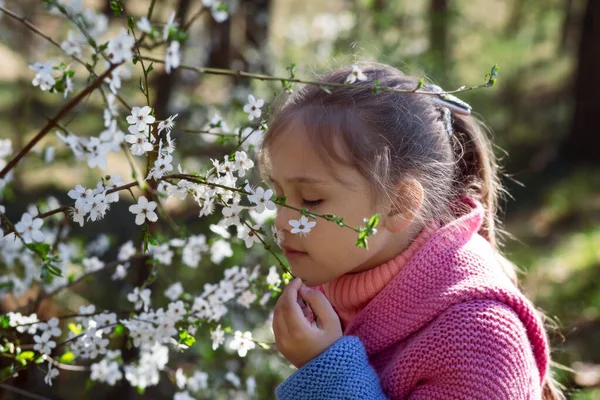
[0,0,496,398]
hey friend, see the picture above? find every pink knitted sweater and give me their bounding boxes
[322,198,549,399]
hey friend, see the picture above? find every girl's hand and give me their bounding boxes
[273,277,343,368]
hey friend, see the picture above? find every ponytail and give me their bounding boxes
[450,114,502,249]
[450,113,565,400]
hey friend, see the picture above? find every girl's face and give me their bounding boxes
[267,122,405,287]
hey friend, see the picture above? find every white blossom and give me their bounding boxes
[68,184,93,213]
[174,392,195,400]
[126,106,156,132]
[107,28,135,63]
[237,224,262,249]
[90,351,123,385]
[44,362,59,386]
[125,130,154,156]
[211,2,229,23]
[118,240,136,261]
[158,114,178,134]
[210,240,232,264]
[246,376,256,396]
[147,153,173,180]
[38,317,61,337]
[210,325,225,350]
[163,11,178,41]
[164,282,184,301]
[271,225,284,249]
[233,151,254,177]
[209,223,231,239]
[187,370,208,391]
[129,196,158,226]
[29,61,56,91]
[259,292,272,306]
[165,41,181,74]
[289,215,316,236]
[15,212,44,244]
[229,331,255,357]
[83,256,104,273]
[266,266,281,287]
[345,64,367,84]
[182,235,209,268]
[247,187,275,214]
[175,368,187,389]
[243,95,264,121]
[60,30,82,58]
[127,287,152,312]
[224,371,241,388]
[221,203,243,227]
[136,17,152,34]
[111,264,127,280]
[88,191,109,221]
[237,290,257,308]
[33,331,56,354]
[84,137,111,169]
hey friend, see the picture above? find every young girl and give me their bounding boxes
[260,62,562,399]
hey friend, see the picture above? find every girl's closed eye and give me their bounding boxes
[302,199,323,207]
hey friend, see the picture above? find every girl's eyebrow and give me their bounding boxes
[268,175,328,185]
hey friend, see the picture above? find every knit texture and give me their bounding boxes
[276,336,387,399]
[277,198,549,399]
[322,223,437,329]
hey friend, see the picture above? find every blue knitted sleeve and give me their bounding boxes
[275,336,388,400]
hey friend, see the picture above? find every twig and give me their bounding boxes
[0,384,52,400]
[0,5,131,111]
[137,56,494,96]
[0,63,122,179]
[181,7,207,32]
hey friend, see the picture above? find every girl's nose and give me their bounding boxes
[274,205,295,233]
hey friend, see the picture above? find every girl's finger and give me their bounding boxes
[272,301,289,338]
[280,278,311,332]
[273,306,288,341]
[299,285,340,330]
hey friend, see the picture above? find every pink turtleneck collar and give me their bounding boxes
[322,224,438,329]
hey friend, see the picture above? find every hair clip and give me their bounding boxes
[441,107,453,136]
[422,83,472,116]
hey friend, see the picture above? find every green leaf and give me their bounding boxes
[146,63,154,74]
[114,324,125,336]
[59,352,75,364]
[179,330,196,347]
[416,78,425,90]
[257,342,270,350]
[0,315,10,328]
[128,16,135,30]
[16,351,35,363]
[68,322,83,335]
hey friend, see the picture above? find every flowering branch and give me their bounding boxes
[0,63,122,179]
[137,56,499,95]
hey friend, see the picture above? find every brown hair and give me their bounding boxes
[260,62,564,399]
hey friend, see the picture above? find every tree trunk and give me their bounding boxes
[562,0,600,164]
[559,0,574,52]
[504,0,527,37]
[428,0,451,84]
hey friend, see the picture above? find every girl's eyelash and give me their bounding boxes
[302,199,323,207]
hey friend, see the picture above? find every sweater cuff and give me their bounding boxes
[276,336,387,400]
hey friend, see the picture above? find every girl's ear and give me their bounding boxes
[383,179,424,233]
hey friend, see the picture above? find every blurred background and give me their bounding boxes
[0,0,599,398]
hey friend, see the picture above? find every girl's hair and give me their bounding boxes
[260,62,563,399]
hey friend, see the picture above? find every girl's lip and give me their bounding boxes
[284,250,307,259]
